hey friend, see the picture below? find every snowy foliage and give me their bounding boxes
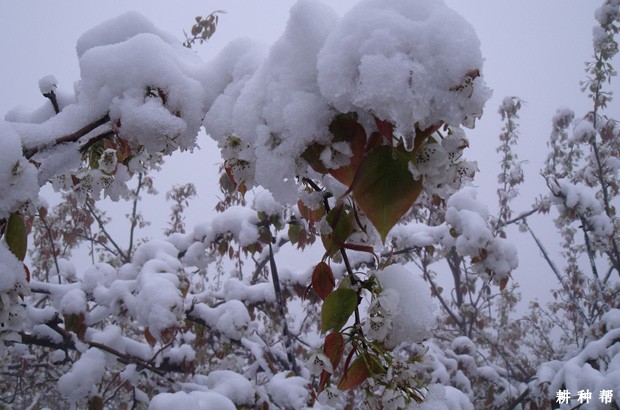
[0,0,618,408]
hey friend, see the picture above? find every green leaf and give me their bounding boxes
[301,143,328,174]
[321,288,357,333]
[288,222,302,245]
[351,146,423,242]
[312,262,335,300]
[5,213,27,261]
[320,205,353,257]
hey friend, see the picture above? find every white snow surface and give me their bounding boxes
[318,0,490,133]
[0,122,38,219]
[376,264,435,348]
[204,0,489,204]
[149,390,236,410]
[57,348,107,404]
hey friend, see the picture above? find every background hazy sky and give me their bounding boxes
[0,1,616,308]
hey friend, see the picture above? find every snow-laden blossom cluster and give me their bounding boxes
[205,0,489,203]
[390,187,518,281]
[365,265,435,348]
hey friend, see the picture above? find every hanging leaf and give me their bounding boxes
[5,213,27,261]
[373,116,394,145]
[328,114,367,186]
[321,205,353,257]
[499,276,509,291]
[337,353,384,390]
[351,146,423,242]
[337,354,370,390]
[301,143,328,174]
[312,262,335,300]
[323,332,345,369]
[321,288,357,333]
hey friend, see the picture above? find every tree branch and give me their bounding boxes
[268,239,299,374]
[24,114,110,159]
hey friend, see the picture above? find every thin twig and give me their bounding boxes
[25,114,110,158]
[268,239,299,374]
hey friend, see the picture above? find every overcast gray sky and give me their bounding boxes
[0,1,615,308]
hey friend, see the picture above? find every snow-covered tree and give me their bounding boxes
[0,0,617,409]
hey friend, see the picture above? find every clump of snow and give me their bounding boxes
[317,0,490,133]
[38,75,58,95]
[375,264,435,348]
[149,391,235,410]
[60,288,88,315]
[203,0,488,204]
[203,370,255,406]
[267,371,310,409]
[57,348,107,404]
[191,300,250,340]
[413,384,474,410]
[445,187,518,278]
[0,122,39,219]
[205,0,338,203]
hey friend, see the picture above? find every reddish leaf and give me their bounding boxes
[337,354,371,390]
[365,131,383,154]
[312,262,335,300]
[328,115,367,186]
[318,369,331,393]
[323,332,345,369]
[351,146,423,242]
[144,328,157,347]
[373,116,394,145]
[499,276,509,291]
[23,264,30,283]
[297,199,325,235]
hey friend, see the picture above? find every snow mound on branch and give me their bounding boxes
[267,371,310,409]
[414,384,474,410]
[0,122,38,219]
[317,0,490,132]
[57,348,106,404]
[76,11,180,58]
[205,0,338,203]
[204,0,489,204]
[78,31,205,154]
[203,370,255,405]
[149,391,236,410]
[376,264,435,348]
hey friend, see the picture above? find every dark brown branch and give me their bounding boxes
[42,91,60,115]
[268,240,299,374]
[78,130,116,154]
[25,114,110,159]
